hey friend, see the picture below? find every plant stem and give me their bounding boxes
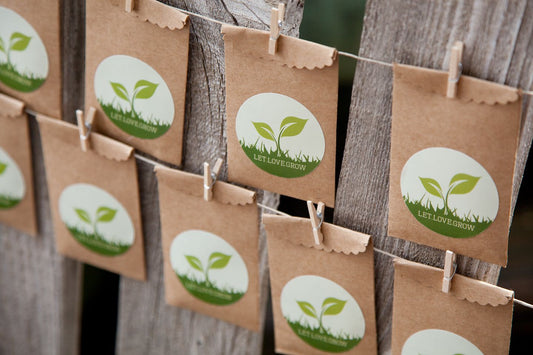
[318,309,325,334]
[444,188,451,215]
[204,267,211,286]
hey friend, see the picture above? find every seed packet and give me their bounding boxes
[392,258,514,355]
[155,165,260,331]
[37,115,146,280]
[263,214,377,354]
[222,24,338,206]
[0,0,61,118]
[85,0,189,165]
[388,63,522,266]
[0,93,36,236]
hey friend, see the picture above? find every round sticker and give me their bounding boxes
[94,55,175,139]
[170,230,248,306]
[281,275,365,353]
[401,147,498,238]
[0,147,25,209]
[0,6,49,92]
[236,93,325,178]
[59,183,135,256]
[402,329,483,355]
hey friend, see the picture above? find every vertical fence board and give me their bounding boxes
[115,2,303,354]
[334,0,533,353]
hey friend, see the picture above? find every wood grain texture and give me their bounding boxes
[333,1,533,353]
[0,1,85,354]
[115,1,302,354]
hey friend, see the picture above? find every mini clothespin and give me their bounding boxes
[442,250,457,293]
[268,3,286,55]
[76,107,96,152]
[446,41,464,99]
[307,201,325,245]
[203,158,223,201]
[125,0,134,12]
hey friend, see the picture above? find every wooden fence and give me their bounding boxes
[0,0,532,354]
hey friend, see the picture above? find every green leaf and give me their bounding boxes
[134,80,158,99]
[110,82,129,101]
[96,206,117,223]
[208,252,232,269]
[9,32,32,51]
[74,208,91,224]
[419,177,443,198]
[0,38,5,53]
[322,297,347,316]
[297,301,317,319]
[252,122,276,142]
[0,162,6,175]
[279,116,308,137]
[185,255,203,272]
[449,173,480,195]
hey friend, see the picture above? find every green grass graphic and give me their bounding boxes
[176,273,245,305]
[66,224,131,256]
[0,62,46,92]
[285,318,361,353]
[98,99,171,139]
[0,194,22,209]
[240,139,321,178]
[404,195,493,238]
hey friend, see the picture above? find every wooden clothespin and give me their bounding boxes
[125,0,134,12]
[446,41,464,99]
[203,158,224,201]
[76,107,96,152]
[307,201,325,245]
[442,250,457,293]
[268,3,286,55]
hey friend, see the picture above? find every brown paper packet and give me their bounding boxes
[222,25,338,206]
[37,115,146,280]
[392,258,514,355]
[388,63,522,266]
[155,165,260,331]
[85,0,189,165]
[0,93,37,235]
[0,0,61,118]
[263,214,377,355]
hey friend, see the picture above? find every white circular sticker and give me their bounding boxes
[0,6,49,92]
[236,93,325,178]
[281,275,365,352]
[59,183,135,256]
[94,55,175,139]
[402,329,484,355]
[170,230,249,305]
[401,147,498,238]
[0,147,25,209]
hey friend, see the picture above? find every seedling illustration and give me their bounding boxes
[74,206,117,238]
[419,173,480,216]
[110,79,158,120]
[185,252,232,287]
[0,32,32,69]
[252,116,308,157]
[297,297,347,334]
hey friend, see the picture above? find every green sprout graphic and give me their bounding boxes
[110,79,158,119]
[419,173,480,215]
[185,252,232,287]
[252,116,308,157]
[297,297,347,334]
[0,161,6,175]
[74,206,117,237]
[0,32,32,69]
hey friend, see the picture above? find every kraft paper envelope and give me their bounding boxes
[0,93,37,236]
[37,115,146,280]
[85,0,189,165]
[392,258,514,355]
[264,214,377,355]
[0,0,62,118]
[388,63,522,266]
[155,165,260,331]
[222,24,338,206]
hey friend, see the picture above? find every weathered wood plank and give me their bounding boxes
[334,0,533,353]
[0,1,85,354]
[115,1,303,354]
